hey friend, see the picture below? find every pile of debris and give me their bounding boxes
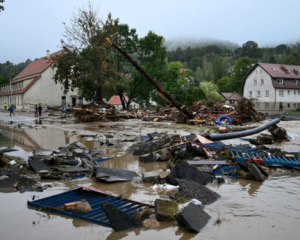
[1,117,297,235]
[189,98,266,126]
[44,98,267,126]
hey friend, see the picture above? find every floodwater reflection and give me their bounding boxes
[0,125,80,159]
[239,179,263,196]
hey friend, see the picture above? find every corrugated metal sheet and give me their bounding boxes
[27,186,154,227]
[231,150,300,167]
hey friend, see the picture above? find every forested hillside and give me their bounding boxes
[0,59,32,84]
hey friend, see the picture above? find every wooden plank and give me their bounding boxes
[64,201,80,210]
[196,135,213,144]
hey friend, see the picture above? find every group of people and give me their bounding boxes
[34,104,42,117]
[2,102,43,117]
[3,102,15,116]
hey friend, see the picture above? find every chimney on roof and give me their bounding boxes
[293,69,299,75]
[46,50,50,60]
[281,65,289,74]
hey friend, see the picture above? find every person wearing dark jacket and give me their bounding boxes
[38,104,42,117]
[9,105,15,116]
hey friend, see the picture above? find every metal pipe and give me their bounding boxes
[207,118,280,141]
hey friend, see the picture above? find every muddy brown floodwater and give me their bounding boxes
[0,116,300,240]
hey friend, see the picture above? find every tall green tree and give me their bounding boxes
[163,61,205,105]
[188,57,202,71]
[212,55,226,83]
[194,66,205,86]
[52,4,138,105]
[231,56,252,92]
[285,41,300,65]
[126,31,168,108]
[202,56,214,81]
[275,44,289,54]
[200,81,222,101]
[217,76,233,92]
[239,40,261,59]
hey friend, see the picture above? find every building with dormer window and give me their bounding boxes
[243,62,300,113]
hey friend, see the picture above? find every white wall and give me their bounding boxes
[243,65,275,102]
[244,65,300,112]
[24,67,80,107]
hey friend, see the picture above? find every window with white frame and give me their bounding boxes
[265,90,269,97]
[287,103,290,108]
[295,90,297,95]
[295,79,299,85]
[256,102,260,108]
[260,70,262,74]
[279,90,284,96]
[265,102,269,109]
[294,103,297,108]
[249,91,252,97]
[288,90,290,95]
[257,90,261,97]
[254,79,257,86]
[261,79,264,85]
[298,91,300,95]
[278,79,284,84]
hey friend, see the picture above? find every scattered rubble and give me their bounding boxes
[1,111,299,237]
[154,199,179,221]
[94,166,140,182]
[101,202,142,231]
[174,178,220,205]
[44,97,268,127]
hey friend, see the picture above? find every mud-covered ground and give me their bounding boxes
[0,110,300,240]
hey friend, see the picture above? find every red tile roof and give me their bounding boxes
[107,95,122,105]
[271,78,300,89]
[258,62,300,79]
[221,92,243,100]
[107,94,129,105]
[243,62,300,90]
[13,49,64,81]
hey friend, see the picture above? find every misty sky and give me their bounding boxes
[1,0,300,64]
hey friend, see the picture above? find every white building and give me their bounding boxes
[0,50,83,110]
[243,62,300,113]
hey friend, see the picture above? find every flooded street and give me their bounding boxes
[0,111,300,240]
